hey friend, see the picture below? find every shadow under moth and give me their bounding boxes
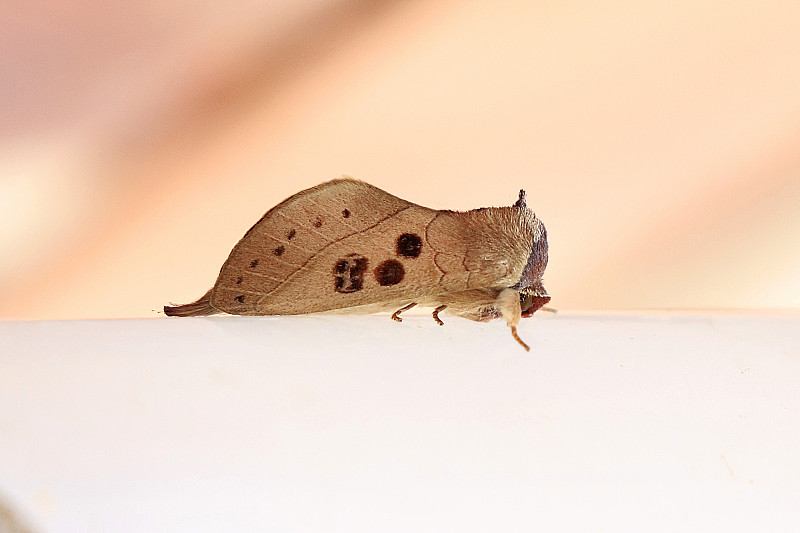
[165,178,550,350]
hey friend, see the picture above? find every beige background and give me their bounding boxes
[2,0,799,320]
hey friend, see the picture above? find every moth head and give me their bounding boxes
[518,285,550,318]
[513,210,549,317]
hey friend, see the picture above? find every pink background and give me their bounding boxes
[2,0,799,319]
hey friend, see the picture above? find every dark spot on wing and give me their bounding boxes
[287,228,296,240]
[333,254,368,293]
[342,209,350,218]
[314,216,323,228]
[236,276,243,285]
[396,233,422,258]
[250,259,259,268]
[234,295,245,303]
[375,259,404,286]
[273,245,285,256]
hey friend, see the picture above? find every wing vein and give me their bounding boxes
[221,288,267,296]
[246,271,290,283]
[257,205,413,303]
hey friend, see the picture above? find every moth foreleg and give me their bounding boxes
[391,303,417,322]
[496,289,530,352]
[432,305,447,326]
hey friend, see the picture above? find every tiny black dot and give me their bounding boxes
[236,276,243,285]
[342,209,350,218]
[375,259,405,286]
[234,295,245,303]
[287,228,296,240]
[396,233,422,258]
[273,246,285,256]
[314,216,323,228]
[250,259,259,268]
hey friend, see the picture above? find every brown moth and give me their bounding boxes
[164,178,550,350]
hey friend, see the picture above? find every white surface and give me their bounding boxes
[1,313,799,532]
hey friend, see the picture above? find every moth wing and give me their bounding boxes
[250,204,441,314]
[253,205,532,315]
[210,178,418,314]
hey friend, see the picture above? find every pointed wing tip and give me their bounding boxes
[163,289,217,317]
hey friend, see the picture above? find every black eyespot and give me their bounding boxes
[234,295,245,303]
[333,254,368,293]
[396,233,422,258]
[375,259,404,286]
[342,209,350,218]
[250,259,259,268]
[273,246,285,256]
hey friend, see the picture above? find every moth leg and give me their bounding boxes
[434,289,499,322]
[496,289,530,352]
[510,327,530,351]
[432,305,447,326]
[391,303,417,322]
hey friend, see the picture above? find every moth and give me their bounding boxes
[165,178,550,350]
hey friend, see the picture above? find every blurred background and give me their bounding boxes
[2,0,799,320]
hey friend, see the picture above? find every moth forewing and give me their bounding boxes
[164,178,549,350]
